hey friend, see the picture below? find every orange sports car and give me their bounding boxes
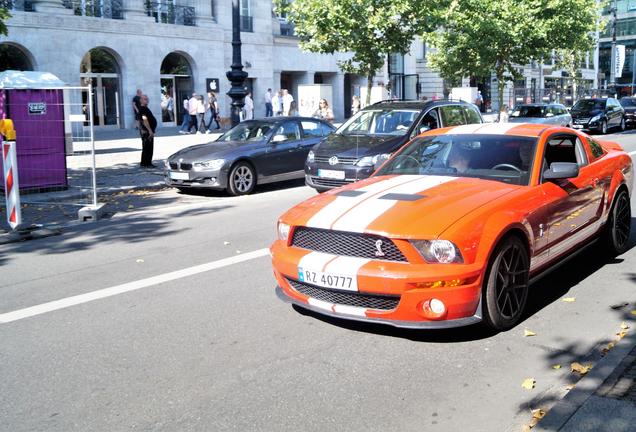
[270,123,633,330]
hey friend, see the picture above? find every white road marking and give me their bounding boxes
[0,248,270,324]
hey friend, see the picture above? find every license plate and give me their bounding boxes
[170,171,189,180]
[318,169,345,180]
[298,267,357,291]
[572,124,583,129]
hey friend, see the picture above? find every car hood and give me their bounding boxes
[623,107,636,114]
[312,133,405,158]
[571,109,602,118]
[282,175,520,238]
[167,140,263,162]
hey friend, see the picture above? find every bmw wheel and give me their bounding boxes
[483,236,529,331]
[604,188,632,256]
[228,162,256,196]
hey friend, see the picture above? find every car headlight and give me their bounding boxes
[356,153,391,167]
[590,114,602,122]
[307,150,315,163]
[164,159,170,169]
[277,222,291,242]
[411,240,463,264]
[193,159,225,170]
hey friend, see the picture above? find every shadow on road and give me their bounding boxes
[175,178,306,198]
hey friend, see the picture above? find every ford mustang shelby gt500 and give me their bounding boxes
[270,123,633,331]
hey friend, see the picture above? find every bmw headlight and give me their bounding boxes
[307,150,315,163]
[277,222,291,242]
[590,114,602,122]
[193,159,225,170]
[411,240,464,264]
[356,153,391,167]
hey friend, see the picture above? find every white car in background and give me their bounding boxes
[508,103,572,127]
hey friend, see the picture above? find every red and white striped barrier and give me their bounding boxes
[1,120,20,230]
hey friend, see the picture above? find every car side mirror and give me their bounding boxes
[272,134,287,143]
[544,162,579,180]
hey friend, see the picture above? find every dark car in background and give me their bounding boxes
[619,97,636,128]
[165,118,336,195]
[304,100,483,191]
[508,103,571,126]
[571,98,625,134]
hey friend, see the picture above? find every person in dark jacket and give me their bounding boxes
[138,94,157,168]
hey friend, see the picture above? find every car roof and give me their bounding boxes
[365,99,477,111]
[248,116,333,124]
[433,122,560,138]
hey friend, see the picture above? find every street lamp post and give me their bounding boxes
[226,0,248,127]
[609,0,617,94]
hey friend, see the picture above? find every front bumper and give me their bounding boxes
[571,119,601,131]
[624,113,636,126]
[271,240,485,329]
[305,161,375,190]
[164,167,228,190]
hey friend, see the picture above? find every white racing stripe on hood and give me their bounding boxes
[298,251,335,273]
[449,123,520,135]
[330,176,456,233]
[306,175,420,229]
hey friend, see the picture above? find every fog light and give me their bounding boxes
[419,298,447,320]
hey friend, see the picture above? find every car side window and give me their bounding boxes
[463,106,482,124]
[588,138,605,159]
[439,105,467,127]
[320,123,334,136]
[411,109,440,138]
[542,134,588,181]
[275,121,301,141]
[301,120,323,138]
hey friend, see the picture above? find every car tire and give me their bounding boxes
[228,162,256,196]
[620,117,626,132]
[600,120,607,134]
[482,235,530,331]
[603,188,631,256]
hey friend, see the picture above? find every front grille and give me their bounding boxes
[292,227,407,262]
[574,117,590,124]
[314,155,358,165]
[310,176,354,188]
[169,162,192,171]
[287,278,400,311]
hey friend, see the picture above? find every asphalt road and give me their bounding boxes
[1,131,635,432]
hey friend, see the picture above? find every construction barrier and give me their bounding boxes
[1,120,20,230]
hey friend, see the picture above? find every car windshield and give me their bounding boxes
[376,134,538,186]
[511,105,546,118]
[573,100,605,111]
[620,98,636,107]
[218,121,273,142]
[337,109,420,136]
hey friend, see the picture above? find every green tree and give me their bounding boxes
[0,7,10,36]
[275,0,446,105]
[427,0,601,109]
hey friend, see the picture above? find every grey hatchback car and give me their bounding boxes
[165,117,335,195]
[508,103,572,126]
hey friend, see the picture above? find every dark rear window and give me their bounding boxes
[512,105,546,118]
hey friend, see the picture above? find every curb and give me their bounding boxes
[534,331,636,431]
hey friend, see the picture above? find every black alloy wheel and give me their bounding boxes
[228,162,256,196]
[600,120,608,134]
[604,189,632,256]
[483,236,530,331]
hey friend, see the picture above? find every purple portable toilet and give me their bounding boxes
[0,70,68,192]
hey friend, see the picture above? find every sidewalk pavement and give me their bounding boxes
[1,126,635,430]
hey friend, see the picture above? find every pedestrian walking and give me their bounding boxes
[272,90,283,116]
[243,92,254,121]
[206,91,221,131]
[313,98,334,122]
[499,104,509,123]
[179,96,190,134]
[132,88,142,129]
[282,89,294,116]
[188,92,198,133]
[165,92,174,122]
[138,94,157,168]
[351,95,361,116]
[197,94,206,133]
[264,88,273,117]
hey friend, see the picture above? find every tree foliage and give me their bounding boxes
[0,7,10,36]
[427,0,601,108]
[275,0,446,104]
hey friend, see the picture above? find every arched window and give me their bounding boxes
[0,44,34,72]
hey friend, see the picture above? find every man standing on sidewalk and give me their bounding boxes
[132,89,142,129]
[264,88,273,117]
[188,92,199,133]
[138,94,157,168]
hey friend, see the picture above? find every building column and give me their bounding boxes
[32,0,73,14]
[123,0,154,22]
[330,73,345,121]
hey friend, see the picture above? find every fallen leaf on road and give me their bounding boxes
[552,364,561,370]
[136,259,144,263]
[565,384,576,391]
[616,330,628,340]
[521,378,536,390]
[570,362,592,375]
[527,408,547,428]
[562,297,576,302]
[602,342,615,356]
[223,241,231,245]
[524,329,536,337]
[620,322,629,330]
[610,302,629,310]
